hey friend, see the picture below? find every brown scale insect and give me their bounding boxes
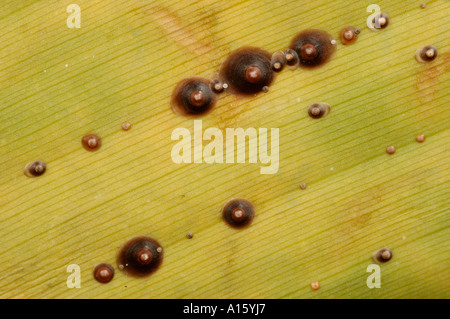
[372,13,389,29]
[308,103,331,119]
[416,134,425,143]
[222,198,255,228]
[117,236,163,278]
[122,122,131,131]
[415,45,438,63]
[82,134,101,151]
[24,161,46,177]
[284,49,300,69]
[210,72,225,94]
[311,281,320,290]
[271,51,287,72]
[339,27,360,45]
[373,248,393,263]
[386,145,396,155]
[219,47,274,95]
[290,29,337,68]
[93,263,114,283]
[171,77,217,116]
[210,80,224,94]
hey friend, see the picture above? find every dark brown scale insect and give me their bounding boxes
[290,29,337,68]
[271,51,286,72]
[222,198,255,228]
[171,77,217,116]
[284,49,299,69]
[373,248,393,263]
[117,236,163,278]
[308,103,331,119]
[339,27,360,45]
[93,263,114,283]
[415,45,438,63]
[24,161,46,177]
[82,134,101,151]
[219,47,274,95]
[372,13,389,29]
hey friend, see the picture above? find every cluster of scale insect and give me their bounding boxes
[22,10,438,285]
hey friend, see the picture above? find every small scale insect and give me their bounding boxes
[210,81,224,94]
[308,103,331,119]
[117,236,163,278]
[299,183,307,190]
[386,145,396,155]
[24,161,46,177]
[93,263,114,284]
[311,281,320,290]
[186,232,194,239]
[122,122,131,131]
[373,248,393,263]
[416,134,425,143]
[420,3,426,9]
[219,47,274,95]
[372,13,389,29]
[171,77,217,116]
[82,134,101,151]
[284,49,300,69]
[290,29,337,68]
[210,72,225,94]
[339,27,360,45]
[415,45,438,63]
[222,198,255,228]
[271,51,287,72]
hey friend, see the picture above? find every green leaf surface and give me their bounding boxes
[0,0,448,298]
